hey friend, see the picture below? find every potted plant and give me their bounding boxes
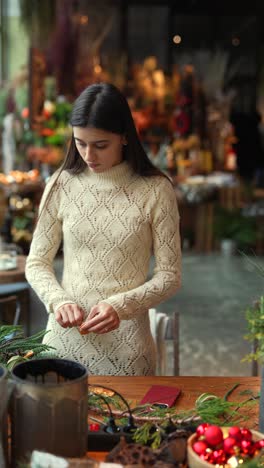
[242,296,264,431]
[213,207,257,255]
[242,258,264,430]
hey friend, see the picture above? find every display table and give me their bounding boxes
[87,375,260,462]
[0,255,27,284]
[0,255,30,333]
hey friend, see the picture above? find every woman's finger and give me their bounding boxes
[86,321,113,334]
[58,309,71,327]
[89,306,100,319]
[88,317,120,334]
[55,303,85,328]
[55,310,64,326]
[79,313,103,331]
[72,305,84,326]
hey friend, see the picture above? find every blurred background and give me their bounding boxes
[0,0,263,375]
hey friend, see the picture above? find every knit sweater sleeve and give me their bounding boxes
[25,173,75,313]
[104,178,181,320]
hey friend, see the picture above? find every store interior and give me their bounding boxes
[1,4,264,468]
[0,0,263,376]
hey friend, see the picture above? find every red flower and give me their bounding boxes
[40,128,55,136]
[21,108,29,119]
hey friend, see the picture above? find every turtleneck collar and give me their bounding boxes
[84,161,134,186]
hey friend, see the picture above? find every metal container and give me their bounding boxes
[10,358,88,465]
[0,364,8,468]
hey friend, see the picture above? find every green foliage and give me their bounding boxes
[45,134,66,146]
[195,393,235,425]
[19,101,72,149]
[88,392,126,412]
[213,207,257,247]
[132,422,165,449]
[242,453,264,468]
[54,102,73,125]
[130,393,257,447]
[0,325,55,366]
[240,253,264,278]
[243,296,264,364]
[88,386,258,448]
[13,215,33,231]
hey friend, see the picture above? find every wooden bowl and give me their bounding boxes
[187,428,264,468]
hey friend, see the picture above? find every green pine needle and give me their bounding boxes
[88,385,258,449]
[0,325,55,365]
[195,397,235,425]
[243,296,264,364]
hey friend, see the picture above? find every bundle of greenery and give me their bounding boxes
[0,325,56,370]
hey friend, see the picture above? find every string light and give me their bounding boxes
[94,65,102,74]
[173,35,182,45]
[80,15,88,25]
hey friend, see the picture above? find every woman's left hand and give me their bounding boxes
[79,302,120,334]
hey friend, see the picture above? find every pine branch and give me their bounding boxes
[0,325,55,365]
[88,387,258,446]
[0,326,23,343]
[243,297,264,364]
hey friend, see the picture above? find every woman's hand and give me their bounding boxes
[79,303,120,335]
[55,303,85,328]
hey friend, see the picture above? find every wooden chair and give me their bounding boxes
[149,309,179,376]
[0,282,30,335]
[165,311,180,376]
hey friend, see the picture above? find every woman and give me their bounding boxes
[25,83,181,376]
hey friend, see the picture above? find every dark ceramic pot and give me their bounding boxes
[10,358,88,465]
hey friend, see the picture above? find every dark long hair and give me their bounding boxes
[36,83,169,224]
[60,82,166,178]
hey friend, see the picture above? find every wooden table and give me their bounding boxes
[88,375,261,462]
[0,255,26,284]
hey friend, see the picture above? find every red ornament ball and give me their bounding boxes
[201,452,215,464]
[89,423,100,432]
[228,426,242,441]
[196,423,210,437]
[240,439,253,455]
[253,439,264,456]
[223,436,237,454]
[205,425,223,446]
[193,440,208,455]
[212,449,227,464]
[240,428,252,441]
[255,439,264,450]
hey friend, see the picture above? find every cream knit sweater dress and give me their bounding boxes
[25,161,181,375]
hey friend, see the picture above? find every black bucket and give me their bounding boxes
[10,358,88,465]
[0,364,8,468]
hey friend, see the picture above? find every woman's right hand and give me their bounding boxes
[55,303,85,328]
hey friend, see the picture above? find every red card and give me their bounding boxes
[139,385,181,408]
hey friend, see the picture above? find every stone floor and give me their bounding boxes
[28,253,264,377]
[163,253,264,376]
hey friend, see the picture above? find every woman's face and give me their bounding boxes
[73,126,126,173]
